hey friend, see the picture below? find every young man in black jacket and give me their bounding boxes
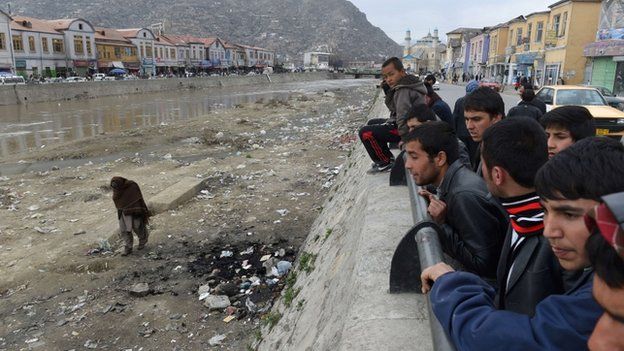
[507,88,543,120]
[404,121,508,279]
[481,117,564,315]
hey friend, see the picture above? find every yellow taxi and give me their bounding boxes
[535,85,624,137]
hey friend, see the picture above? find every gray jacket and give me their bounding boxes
[384,74,427,136]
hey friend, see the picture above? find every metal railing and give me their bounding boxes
[390,153,455,350]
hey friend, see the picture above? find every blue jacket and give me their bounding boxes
[431,99,454,127]
[430,269,601,351]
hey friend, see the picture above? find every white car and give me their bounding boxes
[93,73,106,81]
[64,76,87,83]
[432,81,440,91]
[0,76,26,85]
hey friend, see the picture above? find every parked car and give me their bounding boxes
[0,76,26,85]
[93,73,106,81]
[64,76,87,83]
[480,78,502,92]
[584,85,624,111]
[432,81,440,91]
[535,85,624,137]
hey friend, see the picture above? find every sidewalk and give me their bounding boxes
[258,93,432,350]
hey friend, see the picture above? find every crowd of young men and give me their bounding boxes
[359,57,623,350]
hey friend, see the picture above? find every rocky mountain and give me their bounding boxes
[8,0,401,63]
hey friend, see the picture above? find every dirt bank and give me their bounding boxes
[0,82,378,350]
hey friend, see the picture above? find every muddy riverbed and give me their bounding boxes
[0,81,378,350]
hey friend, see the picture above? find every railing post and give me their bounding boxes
[404,154,456,351]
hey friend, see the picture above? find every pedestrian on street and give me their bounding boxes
[507,87,544,120]
[111,176,151,256]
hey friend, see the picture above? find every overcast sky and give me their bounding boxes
[348,0,553,45]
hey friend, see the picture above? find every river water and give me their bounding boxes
[0,78,375,157]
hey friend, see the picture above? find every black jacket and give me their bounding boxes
[452,96,480,168]
[530,97,547,114]
[507,101,544,121]
[495,225,564,316]
[434,160,508,279]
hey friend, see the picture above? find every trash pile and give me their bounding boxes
[188,243,295,321]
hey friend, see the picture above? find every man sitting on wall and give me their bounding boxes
[358,57,426,173]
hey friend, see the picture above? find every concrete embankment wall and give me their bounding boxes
[0,72,342,106]
[257,93,432,350]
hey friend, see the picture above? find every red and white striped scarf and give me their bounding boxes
[501,193,544,237]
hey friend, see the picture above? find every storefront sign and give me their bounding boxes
[584,40,624,57]
[74,60,89,67]
[15,60,27,68]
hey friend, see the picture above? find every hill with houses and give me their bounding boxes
[9,0,401,63]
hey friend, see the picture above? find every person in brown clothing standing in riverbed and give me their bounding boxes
[111,176,151,256]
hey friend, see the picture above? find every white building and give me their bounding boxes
[154,35,178,75]
[0,10,15,74]
[10,16,70,78]
[303,51,330,70]
[48,18,97,76]
[117,28,157,76]
[202,37,226,68]
[403,29,445,73]
[160,34,191,72]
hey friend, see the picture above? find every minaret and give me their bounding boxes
[404,29,412,56]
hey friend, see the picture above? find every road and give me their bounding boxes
[435,83,520,114]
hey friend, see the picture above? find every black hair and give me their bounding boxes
[539,105,595,141]
[382,57,404,71]
[521,88,535,102]
[482,117,548,188]
[425,74,436,84]
[405,104,437,123]
[403,121,459,164]
[464,86,505,118]
[535,137,624,202]
[587,232,624,289]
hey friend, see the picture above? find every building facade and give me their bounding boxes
[49,18,97,76]
[584,0,624,94]
[10,16,69,78]
[153,35,178,75]
[486,23,510,80]
[117,28,157,76]
[469,32,489,78]
[542,0,601,85]
[505,16,527,84]
[0,10,15,74]
[95,27,139,74]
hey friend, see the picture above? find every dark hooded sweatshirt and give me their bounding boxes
[384,74,427,137]
[111,176,151,222]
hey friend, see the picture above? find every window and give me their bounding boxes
[509,30,514,45]
[74,35,84,54]
[86,38,92,55]
[79,23,83,30]
[527,23,533,43]
[561,12,568,36]
[28,36,36,52]
[145,45,152,58]
[159,47,163,58]
[536,22,544,42]
[140,45,144,57]
[0,33,6,50]
[516,28,523,46]
[12,34,23,51]
[553,15,561,36]
[42,37,49,52]
[170,48,175,59]
[114,47,121,58]
[130,47,137,56]
[53,38,64,53]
